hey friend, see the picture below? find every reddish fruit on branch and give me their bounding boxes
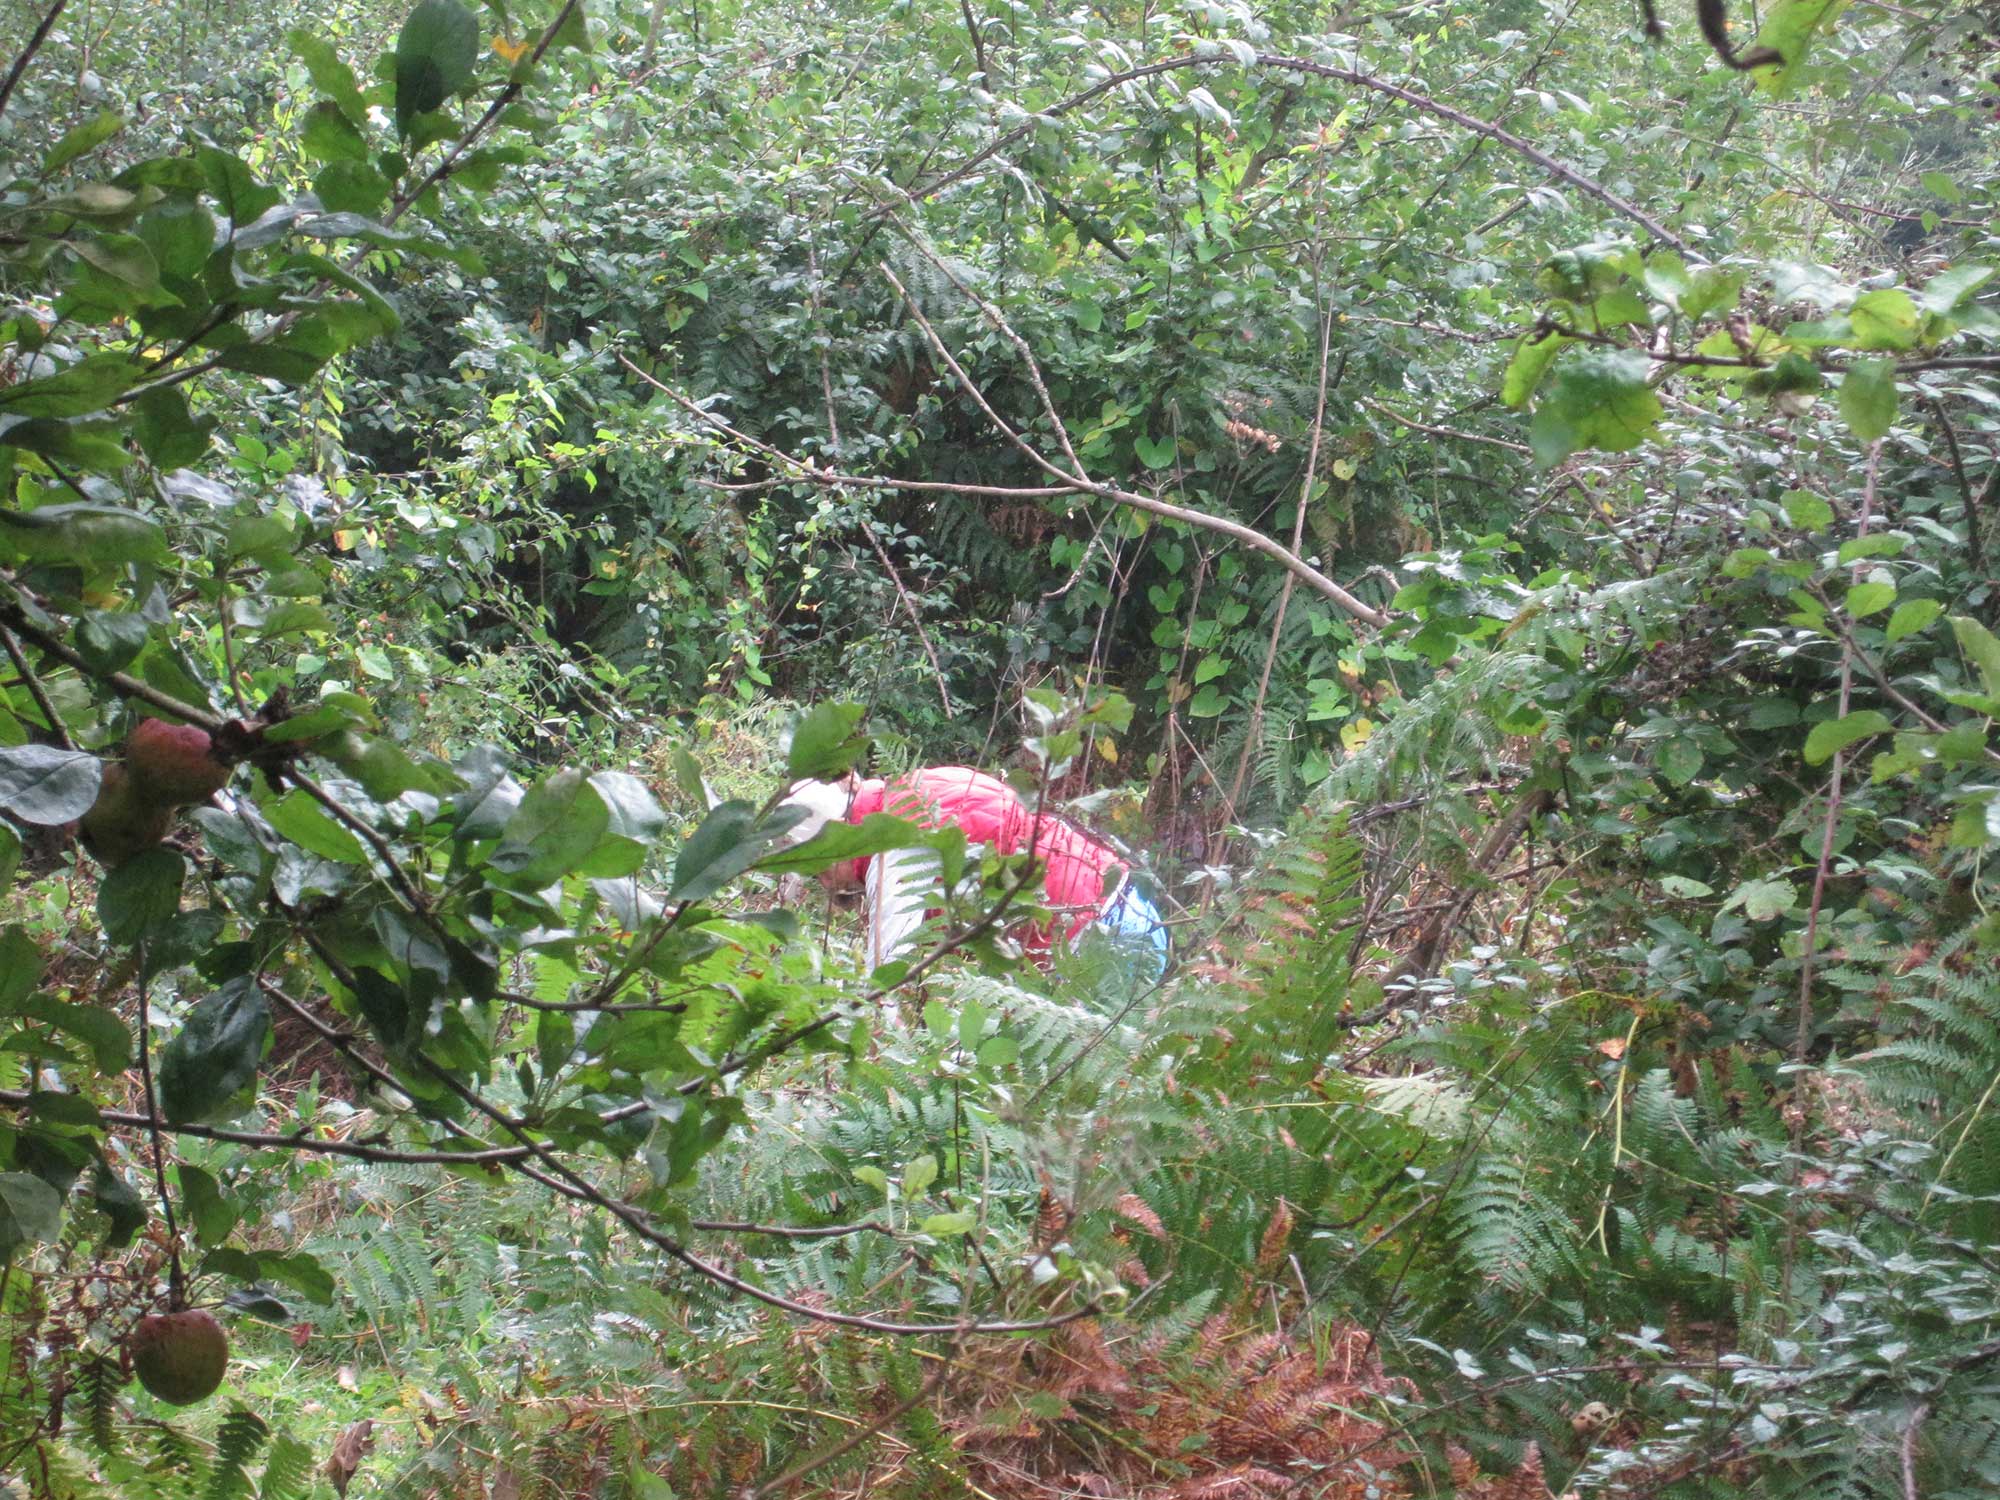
[125,719,233,804]
[77,764,177,868]
[127,1308,229,1406]
[77,719,234,868]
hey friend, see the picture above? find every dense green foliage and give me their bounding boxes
[3,0,1999,1494]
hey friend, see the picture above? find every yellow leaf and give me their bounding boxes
[1331,457,1358,481]
[1339,716,1374,751]
[1096,738,1118,764]
[333,528,359,552]
[492,34,530,63]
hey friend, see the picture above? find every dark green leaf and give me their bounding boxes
[175,1164,238,1247]
[289,30,369,124]
[98,847,187,945]
[1528,350,1662,466]
[0,501,165,565]
[158,978,269,1124]
[0,745,102,825]
[394,0,481,138]
[0,1172,62,1260]
[43,112,125,175]
[786,702,868,779]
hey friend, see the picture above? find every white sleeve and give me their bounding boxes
[865,846,942,971]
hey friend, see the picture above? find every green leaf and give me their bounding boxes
[301,102,368,164]
[1837,358,1897,442]
[0,745,102,825]
[1781,491,1834,532]
[202,1246,335,1303]
[289,30,368,124]
[755,813,932,877]
[43,111,125,175]
[1884,598,1942,643]
[1502,331,1568,408]
[158,978,269,1125]
[12,992,130,1072]
[1917,264,1993,316]
[263,792,371,865]
[1657,738,1703,786]
[1953,616,2000,697]
[1804,709,1893,764]
[491,769,612,883]
[1722,877,1797,921]
[92,1168,145,1248]
[1751,0,1851,98]
[902,1153,938,1199]
[0,355,139,418]
[786,702,868,779]
[1528,350,1662,466]
[668,800,776,903]
[1658,875,1714,898]
[132,385,216,469]
[394,0,481,138]
[1845,581,1895,619]
[1134,433,1177,469]
[1846,290,1920,351]
[1192,653,1229,685]
[77,611,150,675]
[0,1172,62,1260]
[0,500,167,565]
[98,847,186,945]
[920,1211,977,1237]
[175,1164,239,1247]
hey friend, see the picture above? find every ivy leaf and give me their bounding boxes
[1134,433,1177,469]
[158,978,269,1124]
[1528,350,1662,466]
[394,0,481,139]
[1804,710,1893,764]
[0,745,101,825]
[1837,358,1897,442]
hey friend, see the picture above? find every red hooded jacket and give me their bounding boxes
[841,766,1124,943]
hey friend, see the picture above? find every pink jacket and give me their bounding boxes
[841,767,1124,943]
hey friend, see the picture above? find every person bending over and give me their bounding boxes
[783,766,1170,979]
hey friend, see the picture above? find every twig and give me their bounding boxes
[133,955,185,1307]
[1922,393,1990,582]
[0,0,68,124]
[1787,440,1881,1295]
[807,242,952,713]
[903,50,1691,252]
[0,601,224,731]
[1901,1399,1931,1500]
[745,1351,953,1498]
[0,623,72,748]
[1360,397,1532,455]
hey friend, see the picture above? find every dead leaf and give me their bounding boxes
[325,1418,375,1499]
[1596,1037,1627,1059]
